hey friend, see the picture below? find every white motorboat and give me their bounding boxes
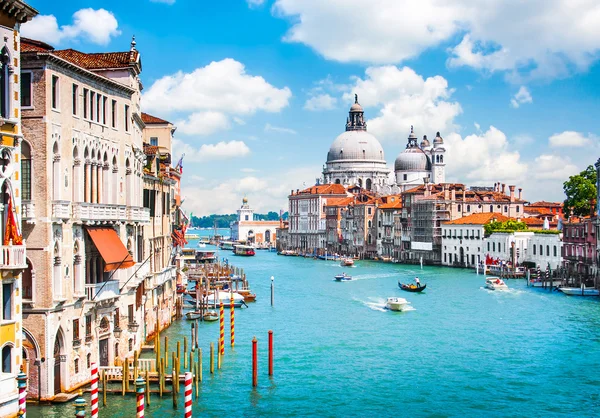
[559,286,600,296]
[386,297,410,311]
[485,277,508,291]
[341,258,354,267]
[334,273,352,281]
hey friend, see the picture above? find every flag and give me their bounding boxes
[3,195,23,245]
[175,154,184,174]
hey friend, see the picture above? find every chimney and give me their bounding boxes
[509,185,515,202]
[291,189,294,196]
[451,188,456,201]
[501,184,506,195]
[518,188,522,200]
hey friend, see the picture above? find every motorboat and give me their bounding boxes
[398,282,427,293]
[334,273,352,281]
[234,245,256,256]
[197,242,206,248]
[185,311,202,320]
[559,286,600,296]
[341,258,354,267]
[386,297,410,311]
[485,277,508,291]
[236,289,257,302]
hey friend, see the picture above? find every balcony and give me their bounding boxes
[52,200,71,220]
[85,280,120,302]
[22,200,35,223]
[73,203,127,223]
[128,206,151,223]
[0,244,27,269]
[152,266,176,288]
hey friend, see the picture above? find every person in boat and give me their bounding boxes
[415,277,421,287]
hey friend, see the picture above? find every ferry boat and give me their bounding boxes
[196,249,217,263]
[485,277,508,291]
[386,297,410,311]
[219,241,235,250]
[180,248,197,264]
[234,245,255,256]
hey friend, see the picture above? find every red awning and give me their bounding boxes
[85,227,135,272]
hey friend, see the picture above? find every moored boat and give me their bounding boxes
[234,245,256,256]
[559,286,600,296]
[485,277,508,291]
[185,311,202,320]
[386,297,410,311]
[203,311,219,321]
[334,273,352,281]
[398,282,427,292]
[196,249,217,263]
[237,289,257,302]
[341,258,354,267]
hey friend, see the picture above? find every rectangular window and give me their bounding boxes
[2,283,12,321]
[124,104,130,131]
[150,137,158,146]
[85,315,92,336]
[128,304,134,323]
[20,72,32,107]
[115,308,120,327]
[21,156,31,200]
[83,89,88,118]
[96,94,101,122]
[73,319,80,340]
[51,75,59,109]
[72,84,78,115]
[102,96,107,125]
[90,91,95,121]
[111,100,117,128]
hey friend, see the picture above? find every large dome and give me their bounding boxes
[394,148,431,171]
[327,130,385,162]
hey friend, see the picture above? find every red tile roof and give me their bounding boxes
[379,195,403,209]
[293,184,347,196]
[444,213,511,225]
[21,38,53,52]
[142,112,171,124]
[528,201,562,208]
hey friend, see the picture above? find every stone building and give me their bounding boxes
[375,195,402,259]
[20,37,149,399]
[525,232,563,270]
[562,218,596,279]
[338,192,379,258]
[230,197,280,245]
[0,2,37,416]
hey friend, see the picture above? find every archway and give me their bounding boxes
[22,329,39,399]
[366,178,372,190]
[265,230,271,243]
[53,330,64,394]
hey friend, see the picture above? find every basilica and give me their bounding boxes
[322,95,446,192]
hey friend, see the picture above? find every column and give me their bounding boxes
[85,162,91,203]
[90,163,97,204]
[97,165,102,204]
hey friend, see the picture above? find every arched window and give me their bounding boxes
[74,358,79,374]
[23,259,33,301]
[368,220,372,228]
[533,245,536,255]
[466,205,470,212]
[546,245,550,256]
[368,234,372,244]
[87,353,91,369]
[21,141,32,200]
[457,205,462,212]
[366,178,372,190]
[1,345,11,373]
[335,179,340,185]
[489,205,493,212]
[0,47,11,119]
[358,178,362,188]
[440,155,443,163]
[539,245,543,256]
[553,246,557,257]
[403,174,407,181]
[493,242,496,252]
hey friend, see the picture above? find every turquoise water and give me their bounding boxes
[28,246,600,417]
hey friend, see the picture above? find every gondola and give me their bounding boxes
[398,281,426,292]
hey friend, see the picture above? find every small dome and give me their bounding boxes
[433,131,444,146]
[327,130,385,162]
[350,102,363,112]
[395,148,431,172]
[242,197,248,204]
[420,135,430,148]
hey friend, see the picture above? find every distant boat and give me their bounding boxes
[398,282,427,293]
[203,311,219,321]
[334,273,352,281]
[185,233,200,240]
[559,286,600,296]
[341,258,354,267]
[234,245,255,256]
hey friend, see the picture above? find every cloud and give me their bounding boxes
[264,123,297,135]
[444,126,528,185]
[510,86,532,108]
[549,131,594,147]
[175,111,230,136]
[531,155,580,180]
[272,0,600,80]
[22,8,120,45]
[173,138,250,162]
[241,168,259,173]
[247,0,266,6]
[304,94,337,111]
[341,65,462,140]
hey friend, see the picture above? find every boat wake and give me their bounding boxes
[353,297,416,312]
[351,273,396,281]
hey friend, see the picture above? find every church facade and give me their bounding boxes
[230,198,279,245]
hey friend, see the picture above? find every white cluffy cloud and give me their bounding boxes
[173,138,251,162]
[143,58,291,136]
[510,86,532,108]
[549,131,594,147]
[341,65,461,140]
[22,8,120,45]
[304,94,337,111]
[176,112,230,136]
[264,123,297,135]
[273,0,600,80]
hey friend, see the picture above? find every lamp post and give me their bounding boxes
[270,276,274,307]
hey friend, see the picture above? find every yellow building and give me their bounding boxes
[0,1,38,416]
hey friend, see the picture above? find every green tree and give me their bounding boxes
[563,165,597,218]
[484,219,527,235]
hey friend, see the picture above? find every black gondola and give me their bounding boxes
[398,281,427,292]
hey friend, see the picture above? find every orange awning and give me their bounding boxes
[85,227,135,272]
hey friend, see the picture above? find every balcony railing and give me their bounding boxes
[52,201,71,220]
[22,200,35,221]
[152,266,176,288]
[73,203,127,222]
[85,280,120,302]
[0,244,27,269]
[128,206,150,223]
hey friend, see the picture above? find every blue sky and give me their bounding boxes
[24,0,600,215]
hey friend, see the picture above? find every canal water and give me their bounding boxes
[28,242,600,417]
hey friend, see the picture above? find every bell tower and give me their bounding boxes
[237,197,254,222]
[431,132,446,184]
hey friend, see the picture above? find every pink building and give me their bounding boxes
[562,217,597,277]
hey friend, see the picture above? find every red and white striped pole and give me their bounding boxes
[90,363,98,418]
[16,367,27,417]
[184,372,192,418]
[135,377,145,418]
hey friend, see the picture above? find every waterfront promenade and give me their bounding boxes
[28,245,600,417]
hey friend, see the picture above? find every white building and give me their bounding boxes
[484,232,534,266]
[230,198,279,245]
[525,232,563,270]
[442,213,510,267]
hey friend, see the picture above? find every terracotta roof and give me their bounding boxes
[404,183,465,195]
[379,195,403,209]
[524,207,552,215]
[21,38,53,52]
[142,112,171,124]
[528,201,562,208]
[444,213,511,225]
[293,184,347,196]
